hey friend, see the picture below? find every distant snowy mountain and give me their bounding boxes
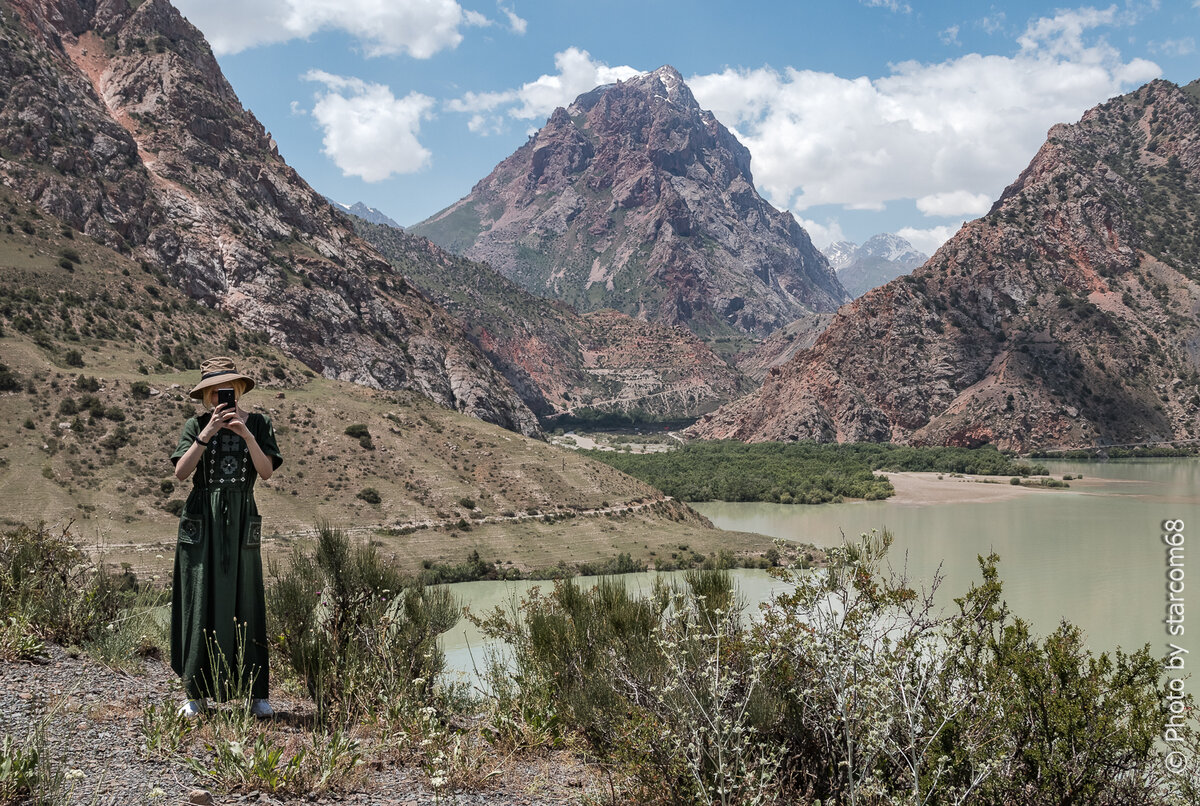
[329,199,402,229]
[821,234,927,298]
[823,241,858,272]
[858,233,926,265]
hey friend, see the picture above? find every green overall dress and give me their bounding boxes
[169,411,282,701]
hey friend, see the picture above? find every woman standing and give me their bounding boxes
[170,357,282,718]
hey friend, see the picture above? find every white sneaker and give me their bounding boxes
[250,699,274,718]
[177,699,206,718]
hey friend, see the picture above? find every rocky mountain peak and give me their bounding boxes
[628,65,695,110]
[413,67,847,339]
[859,233,924,263]
[333,200,401,229]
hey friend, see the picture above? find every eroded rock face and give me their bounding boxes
[0,0,538,436]
[355,219,748,420]
[412,66,848,340]
[690,79,1200,451]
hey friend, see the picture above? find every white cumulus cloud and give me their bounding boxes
[500,3,527,34]
[175,0,491,57]
[916,191,994,217]
[898,224,964,256]
[687,6,1159,220]
[795,217,846,251]
[305,71,435,181]
[447,48,641,133]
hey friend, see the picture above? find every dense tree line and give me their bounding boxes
[585,440,1047,504]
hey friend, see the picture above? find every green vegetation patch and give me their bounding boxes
[585,440,1047,504]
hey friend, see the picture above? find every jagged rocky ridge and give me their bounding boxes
[332,200,402,229]
[355,218,748,420]
[691,79,1200,451]
[0,0,538,435]
[412,66,848,340]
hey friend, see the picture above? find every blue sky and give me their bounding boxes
[175,0,1199,254]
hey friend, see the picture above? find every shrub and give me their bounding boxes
[344,424,374,450]
[478,532,1193,804]
[457,497,476,510]
[267,525,459,724]
[130,381,151,399]
[0,523,130,647]
[356,487,381,505]
[63,349,84,368]
[100,424,130,452]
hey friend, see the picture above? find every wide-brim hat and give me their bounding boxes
[189,356,255,400]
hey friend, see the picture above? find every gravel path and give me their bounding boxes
[0,647,606,805]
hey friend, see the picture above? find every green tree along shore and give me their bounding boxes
[584,441,1048,504]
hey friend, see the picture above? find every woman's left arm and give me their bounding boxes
[244,432,275,480]
[223,415,277,480]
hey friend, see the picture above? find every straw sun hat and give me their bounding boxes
[188,356,256,400]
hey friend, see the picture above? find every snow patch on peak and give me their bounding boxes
[640,65,692,108]
[822,240,858,272]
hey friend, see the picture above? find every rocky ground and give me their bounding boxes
[0,647,605,805]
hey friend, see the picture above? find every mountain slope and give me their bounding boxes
[412,66,848,340]
[690,79,1200,451]
[354,219,748,420]
[829,234,928,298]
[0,0,537,435]
[0,187,768,575]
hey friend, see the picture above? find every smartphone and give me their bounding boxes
[217,387,236,408]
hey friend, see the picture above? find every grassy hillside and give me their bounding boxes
[0,192,776,578]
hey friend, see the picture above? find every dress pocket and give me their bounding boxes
[178,513,204,546]
[244,515,263,548]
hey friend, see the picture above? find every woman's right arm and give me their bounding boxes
[173,408,226,482]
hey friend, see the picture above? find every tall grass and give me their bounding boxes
[0,522,166,666]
